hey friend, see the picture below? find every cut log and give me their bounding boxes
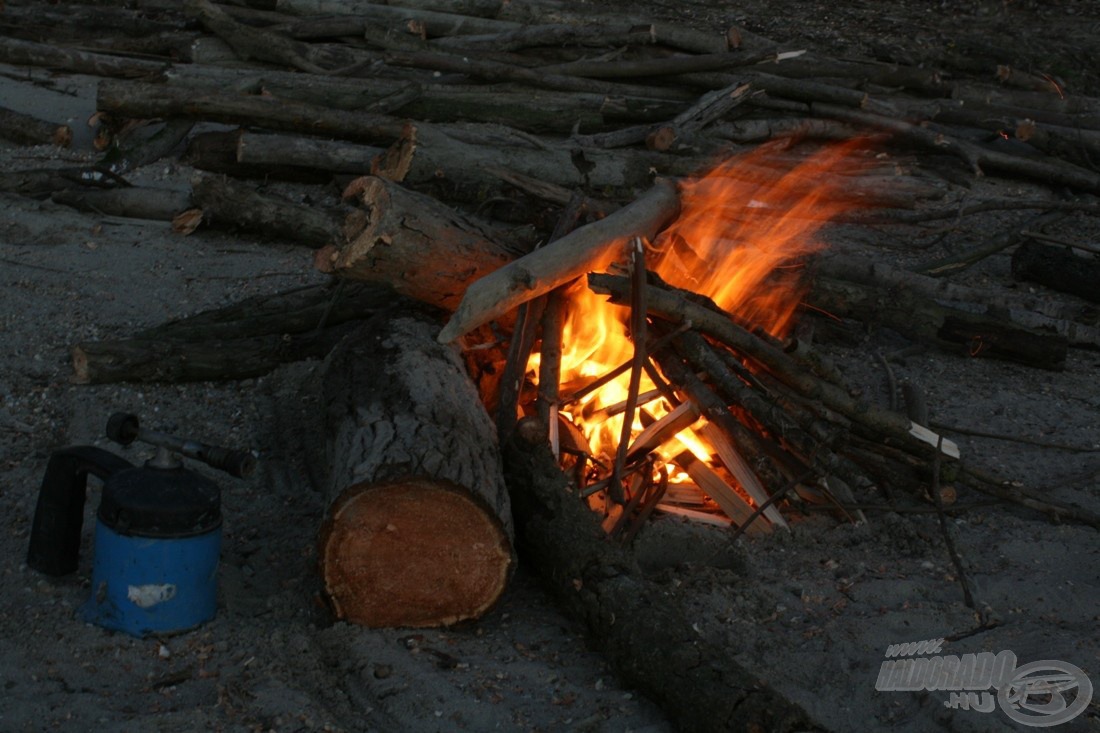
[316,305,515,628]
[316,175,524,311]
[52,186,190,221]
[97,80,406,144]
[807,276,1069,370]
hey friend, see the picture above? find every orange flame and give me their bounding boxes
[532,139,875,500]
[653,138,873,337]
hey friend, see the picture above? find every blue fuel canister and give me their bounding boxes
[27,413,254,638]
[81,451,222,636]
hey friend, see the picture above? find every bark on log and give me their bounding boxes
[190,173,345,247]
[438,178,680,342]
[0,106,72,148]
[815,255,1100,347]
[71,281,394,384]
[235,132,386,174]
[375,121,706,194]
[316,306,515,628]
[317,175,523,312]
[162,66,682,133]
[0,36,168,78]
[71,326,358,385]
[52,187,191,221]
[97,80,406,144]
[502,439,818,732]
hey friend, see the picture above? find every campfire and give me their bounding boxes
[512,140,879,538]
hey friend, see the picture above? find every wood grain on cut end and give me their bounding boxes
[320,477,514,628]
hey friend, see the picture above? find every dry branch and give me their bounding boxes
[588,273,960,459]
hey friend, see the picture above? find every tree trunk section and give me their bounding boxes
[317,306,515,628]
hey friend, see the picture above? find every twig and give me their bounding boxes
[930,436,979,611]
[1020,228,1100,256]
[931,421,1100,452]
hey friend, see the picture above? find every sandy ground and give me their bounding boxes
[2,3,1100,732]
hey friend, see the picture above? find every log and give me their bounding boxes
[0,36,168,78]
[235,132,386,175]
[316,175,524,312]
[316,306,515,628]
[502,439,818,732]
[71,281,395,384]
[807,277,1069,370]
[189,173,345,247]
[162,67,683,133]
[376,121,706,194]
[52,187,191,221]
[0,106,72,148]
[1012,240,1100,304]
[97,80,406,144]
[438,178,680,342]
[815,255,1100,348]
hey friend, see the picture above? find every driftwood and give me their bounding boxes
[316,306,515,628]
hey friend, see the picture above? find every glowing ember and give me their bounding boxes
[528,139,874,525]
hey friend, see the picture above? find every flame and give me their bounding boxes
[530,139,874,515]
[653,138,872,337]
